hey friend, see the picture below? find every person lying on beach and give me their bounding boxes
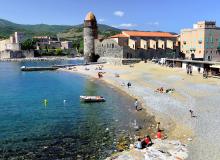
[115,73,120,77]
[165,88,175,93]
[155,87,164,93]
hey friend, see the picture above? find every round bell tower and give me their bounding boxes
[83,12,98,63]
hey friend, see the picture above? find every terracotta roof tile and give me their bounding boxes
[111,34,128,38]
[122,31,177,38]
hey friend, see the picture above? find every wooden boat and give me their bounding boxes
[80,96,105,102]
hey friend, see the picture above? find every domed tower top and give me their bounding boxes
[84,11,97,30]
[85,12,96,21]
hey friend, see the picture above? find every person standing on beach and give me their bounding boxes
[156,122,160,131]
[127,82,131,88]
[134,99,138,111]
[186,64,189,74]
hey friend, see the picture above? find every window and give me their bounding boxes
[211,51,212,54]
[133,44,135,49]
[206,38,209,43]
[210,36,214,43]
[112,44,114,48]
[162,44,164,49]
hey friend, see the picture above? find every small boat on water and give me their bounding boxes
[80,96,106,102]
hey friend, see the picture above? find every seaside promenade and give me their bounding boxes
[62,61,220,160]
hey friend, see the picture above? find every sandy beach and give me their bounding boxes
[61,61,220,160]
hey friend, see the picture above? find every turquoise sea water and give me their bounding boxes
[0,60,147,159]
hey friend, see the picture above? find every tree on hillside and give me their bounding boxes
[21,39,36,50]
[55,48,62,55]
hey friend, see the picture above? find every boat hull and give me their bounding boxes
[80,96,105,103]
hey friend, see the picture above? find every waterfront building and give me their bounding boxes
[0,32,35,59]
[95,31,180,64]
[14,32,25,43]
[34,36,61,49]
[180,21,220,61]
[0,32,24,52]
[61,41,73,49]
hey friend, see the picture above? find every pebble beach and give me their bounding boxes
[62,61,220,160]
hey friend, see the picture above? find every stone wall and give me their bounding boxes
[0,50,22,59]
[95,39,124,58]
[22,50,35,58]
[0,50,34,59]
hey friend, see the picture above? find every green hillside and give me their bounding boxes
[57,24,121,41]
[0,19,72,38]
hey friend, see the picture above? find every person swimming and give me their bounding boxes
[44,99,48,106]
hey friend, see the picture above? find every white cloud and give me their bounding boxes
[119,23,137,27]
[114,11,124,17]
[112,23,137,28]
[99,19,105,22]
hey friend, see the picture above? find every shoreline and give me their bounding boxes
[60,63,192,159]
[0,56,84,62]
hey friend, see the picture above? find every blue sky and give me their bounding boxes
[0,0,219,33]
